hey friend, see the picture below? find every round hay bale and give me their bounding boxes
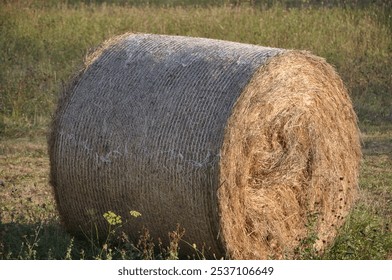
[48,33,361,259]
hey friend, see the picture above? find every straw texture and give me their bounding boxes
[48,33,361,259]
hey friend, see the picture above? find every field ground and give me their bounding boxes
[0,0,391,259]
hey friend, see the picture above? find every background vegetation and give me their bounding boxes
[1,0,391,259]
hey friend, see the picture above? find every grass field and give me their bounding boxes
[0,0,391,259]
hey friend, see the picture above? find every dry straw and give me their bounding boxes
[48,33,361,259]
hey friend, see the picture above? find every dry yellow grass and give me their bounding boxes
[0,138,56,224]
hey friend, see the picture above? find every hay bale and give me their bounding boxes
[48,33,361,259]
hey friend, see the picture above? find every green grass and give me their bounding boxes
[324,130,392,260]
[1,1,391,137]
[0,0,391,259]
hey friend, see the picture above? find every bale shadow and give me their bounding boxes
[0,220,75,260]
